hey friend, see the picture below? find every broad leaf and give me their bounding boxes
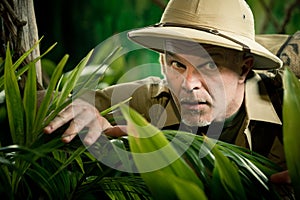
[120,104,205,199]
[283,68,300,199]
[209,138,247,200]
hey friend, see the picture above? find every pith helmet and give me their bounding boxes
[128,0,283,69]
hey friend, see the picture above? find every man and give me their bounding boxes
[44,0,292,183]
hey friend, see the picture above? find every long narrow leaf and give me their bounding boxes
[4,44,25,145]
[12,37,43,70]
[33,55,69,134]
[0,164,12,198]
[55,49,94,107]
[72,46,122,99]
[32,42,57,64]
[12,42,58,86]
[23,62,37,145]
[80,176,151,200]
[50,146,87,179]
[0,38,43,87]
[283,68,300,199]
[26,165,58,198]
[100,97,132,116]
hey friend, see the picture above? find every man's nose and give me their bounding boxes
[181,68,203,92]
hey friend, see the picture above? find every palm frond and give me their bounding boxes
[75,176,151,200]
[165,131,288,199]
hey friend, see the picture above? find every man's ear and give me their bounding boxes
[239,56,254,83]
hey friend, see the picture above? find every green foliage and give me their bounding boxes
[119,104,293,199]
[121,104,207,200]
[210,142,246,200]
[2,40,56,145]
[4,45,25,145]
[283,68,300,200]
[0,42,151,199]
[247,0,300,34]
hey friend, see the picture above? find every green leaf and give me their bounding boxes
[23,62,37,145]
[0,163,12,198]
[207,137,247,200]
[160,172,207,200]
[93,176,151,200]
[4,43,25,145]
[26,165,57,199]
[164,130,286,198]
[33,54,69,133]
[74,155,85,173]
[55,49,93,107]
[50,146,86,179]
[0,38,43,88]
[199,137,247,199]
[100,97,132,116]
[120,104,205,199]
[12,42,57,88]
[283,68,300,199]
[72,46,122,98]
[39,47,121,133]
[164,130,213,181]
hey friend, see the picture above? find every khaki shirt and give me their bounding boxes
[84,72,285,169]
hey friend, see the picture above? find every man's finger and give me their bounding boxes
[81,119,105,146]
[104,125,127,137]
[61,132,77,143]
[44,104,83,134]
[60,111,96,142]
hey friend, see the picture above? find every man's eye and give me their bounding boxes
[198,61,217,70]
[170,61,186,69]
[206,62,217,70]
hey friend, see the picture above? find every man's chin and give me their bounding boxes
[182,117,211,127]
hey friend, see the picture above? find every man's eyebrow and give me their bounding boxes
[207,52,225,59]
[165,51,176,57]
[165,52,183,60]
[165,50,225,64]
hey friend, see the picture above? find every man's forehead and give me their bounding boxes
[164,39,226,56]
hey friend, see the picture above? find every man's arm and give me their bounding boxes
[43,76,164,144]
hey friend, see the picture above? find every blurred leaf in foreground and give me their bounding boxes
[283,68,300,199]
[120,104,207,200]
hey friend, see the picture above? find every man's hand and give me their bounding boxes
[43,99,126,145]
[270,170,291,184]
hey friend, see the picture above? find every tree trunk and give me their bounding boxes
[0,0,42,87]
[13,0,42,87]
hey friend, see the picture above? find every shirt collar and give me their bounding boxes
[151,79,170,98]
[245,72,282,125]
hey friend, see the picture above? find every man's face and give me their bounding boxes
[162,40,246,127]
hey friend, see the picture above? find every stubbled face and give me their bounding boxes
[161,40,249,127]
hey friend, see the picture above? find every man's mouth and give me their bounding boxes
[180,99,209,110]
